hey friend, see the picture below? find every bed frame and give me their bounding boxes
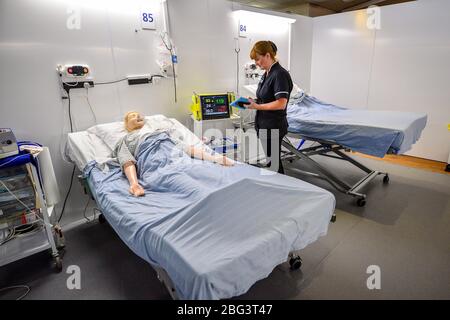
[77,175,303,299]
[282,133,389,212]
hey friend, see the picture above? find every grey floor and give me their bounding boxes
[1,154,449,300]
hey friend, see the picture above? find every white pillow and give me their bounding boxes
[86,114,190,150]
[86,121,126,150]
[291,83,305,100]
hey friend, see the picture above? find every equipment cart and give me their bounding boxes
[0,150,62,272]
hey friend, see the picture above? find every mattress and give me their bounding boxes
[286,95,427,157]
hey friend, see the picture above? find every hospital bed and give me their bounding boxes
[65,115,336,300]
[283,95,427,207]
[242,85,427,207]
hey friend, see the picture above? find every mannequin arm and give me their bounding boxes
[123,161,145,196]
[185,145,234,166]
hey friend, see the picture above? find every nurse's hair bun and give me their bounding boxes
[268,41,277,54]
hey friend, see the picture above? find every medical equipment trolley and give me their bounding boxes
[0,149,62,272]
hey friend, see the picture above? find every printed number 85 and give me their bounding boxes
[143,13,154,23]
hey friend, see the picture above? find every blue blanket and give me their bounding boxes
[84,132,335,299]
[287,95,427,157]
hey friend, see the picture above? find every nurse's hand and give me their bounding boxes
[247,97,258,110]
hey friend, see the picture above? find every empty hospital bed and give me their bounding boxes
[284,94,427,207]
[65,115,335,300]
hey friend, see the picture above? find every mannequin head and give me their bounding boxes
[124,111,145,132]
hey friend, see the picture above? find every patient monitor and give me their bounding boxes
[0,128,19,159]
[190,92,235,121]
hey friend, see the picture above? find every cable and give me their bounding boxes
[58,165,75,223]
[160,32,177,103]
[0,285,30,300]
[62,81,79,87]
[105,7,124,113]
[15,223,43,238]
[0,179,52,231]
[56,83,77,224]
[67,90,73,133]
[95,77,127,85]
[0,228,15,246]
[82,197,91,222]
[0,217,45,246]
[366,28,377,110]
[85,87,98,125]
[0,180,33,212]
[234,38,240,96]
[150,75,165,82]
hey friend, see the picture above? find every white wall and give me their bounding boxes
[310,0,450,161]
[0,0,177,226]
[168,0,237,109]
[0,0,301,226]
[311,11,375,109]
[290,14,313,92]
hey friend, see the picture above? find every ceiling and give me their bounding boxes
[231,0,416,17]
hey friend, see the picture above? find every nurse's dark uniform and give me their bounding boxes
[255,61,293,174]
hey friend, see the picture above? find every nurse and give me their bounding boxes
[247,40,293,174]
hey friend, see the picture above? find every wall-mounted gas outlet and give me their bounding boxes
[57,64,94,94]
[57,64,91,78]
[57,64,93,82]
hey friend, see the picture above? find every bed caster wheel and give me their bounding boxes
[357,198,366,207]
[54,225,65,250]
[99,214,106,224]
[54,256,63,273]
[289,255,302,270]
[383,175,390,184]
[330,215,336,223]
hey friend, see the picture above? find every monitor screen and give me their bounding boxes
[200,95,230,120]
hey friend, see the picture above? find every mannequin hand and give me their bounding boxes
[129,183,145,197]
[216,155,235,167]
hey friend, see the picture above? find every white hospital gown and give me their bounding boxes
[111,120,189,170]
[112,130,141,168]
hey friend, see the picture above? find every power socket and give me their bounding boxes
[62,81,94,93]
[127,74,152,86]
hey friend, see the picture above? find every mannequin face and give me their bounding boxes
[125,112,145,132]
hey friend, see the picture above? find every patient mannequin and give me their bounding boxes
[117,111,234,197]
